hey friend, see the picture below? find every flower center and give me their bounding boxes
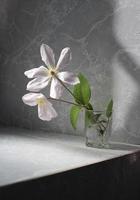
[50,70,55,76]
[47,68,58,77]
[36,98,46,106]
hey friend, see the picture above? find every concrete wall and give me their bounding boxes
[0,0,140,144]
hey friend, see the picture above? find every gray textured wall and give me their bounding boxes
[0,0,140,144]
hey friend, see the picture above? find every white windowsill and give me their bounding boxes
[0,126,139,187]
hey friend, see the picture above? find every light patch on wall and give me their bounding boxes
[113,0,140,47]
[110,0,140,143]
[112,59,138,130]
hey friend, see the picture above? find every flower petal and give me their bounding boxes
[50,78,63,99]
[22,93,43,106]
[24,66,47,78]
[40,44,55,67]
[26,77,50,92]
[58,72,80,85]
[56,47,72,69]
[38,99,57,121]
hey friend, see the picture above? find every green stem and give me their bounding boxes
[99,122,106,129]
[103,117,110,134]
[54,74,92,110]
[48,97,102,113]
[48,97,81,107]
[54,74,76,99]
[52,73,105,113]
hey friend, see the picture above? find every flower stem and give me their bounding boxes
[54,74,76,99]
[53,74,98,111]
[105,117,110,132]
[48,97,103,113]
[52,74,103,112]
[48,97,81,107]
[98,122,106,129]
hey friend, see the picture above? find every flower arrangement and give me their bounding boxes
[22,44,113,147]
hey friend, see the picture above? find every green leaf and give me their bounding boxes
[87,103,93,110]
[106,99,113,118]
[73,73,91,105]
[73,83,81,104]
[70,105,81,129]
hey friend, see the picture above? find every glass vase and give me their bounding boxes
[85,111,112,148]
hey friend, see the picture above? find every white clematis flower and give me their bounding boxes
[22,93,57,121]
[24,44,80,99]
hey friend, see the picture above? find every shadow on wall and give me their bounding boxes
[0,0,140,143]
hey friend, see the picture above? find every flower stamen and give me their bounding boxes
[47,68,58,77]
[36,98,46,106]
